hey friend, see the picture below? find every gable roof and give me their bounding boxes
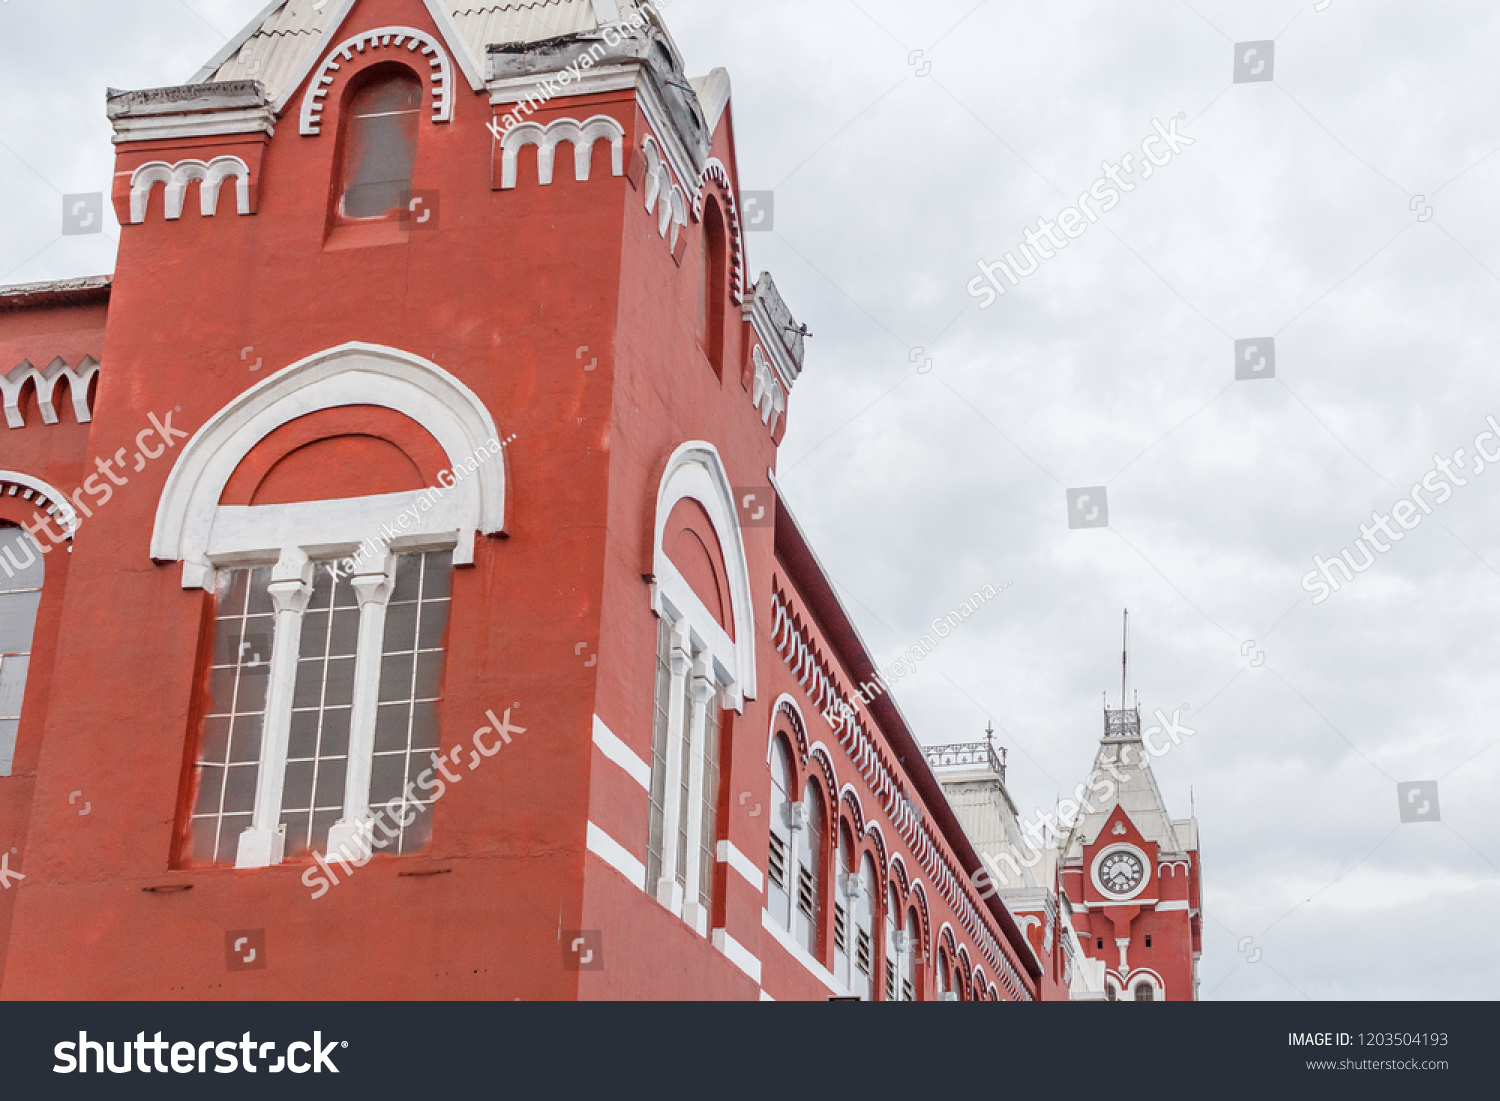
[1063,709,1189,859]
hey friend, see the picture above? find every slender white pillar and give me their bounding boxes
[680,656,714,937]
[327,546,395,858]
[654,620,692,914]
[236,548,313,869]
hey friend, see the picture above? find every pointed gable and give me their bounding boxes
[1064,708,1184,859]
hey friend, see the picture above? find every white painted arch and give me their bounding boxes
[651,441,755,702]
[151,342,505,589]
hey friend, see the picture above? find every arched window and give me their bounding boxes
[883,883,900,1001]
[699,197,728,379]
[0,524,43,776]
[150,344,507,869]
[338,65,422,221]
[765,734,794,930]
[1107,982,1119,1001]
[794,781,823,957]
[852,852,877,1000]
[833,821,856,988]
[1134,981,1155,1002]
[937,947,952,1000]
[903,906,920,1001]
[643,443,750,937]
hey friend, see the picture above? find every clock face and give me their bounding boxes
[1097,849,1145,897]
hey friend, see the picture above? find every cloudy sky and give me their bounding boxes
[4,0,1498,1000]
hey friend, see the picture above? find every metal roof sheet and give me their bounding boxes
[196,0,659,102]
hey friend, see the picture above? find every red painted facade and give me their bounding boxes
[0,0,1045,1000]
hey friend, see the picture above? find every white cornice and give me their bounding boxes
[112,107,276,144]
[487,60,702,204]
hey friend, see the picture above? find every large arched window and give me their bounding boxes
[0,524,43,776]
[1134,981,1156,1002]
[699,197,728,379]
[794,781,823,957]
[338,65,422,221]
[937,947,952,1000]
[150,343,506,869]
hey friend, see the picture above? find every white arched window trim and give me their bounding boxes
[150,343,504,870]
[151,342,505,592]
[649,441,755,706]
[645,442,755,934]
[1126,969,1165,1001]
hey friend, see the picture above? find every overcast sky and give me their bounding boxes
[3,0,1498,1001]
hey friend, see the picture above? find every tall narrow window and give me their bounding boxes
[902,906,919,1001]
[937,948,951,999]
[645,617,673,891]
[188,566,273,865]
[833,822,855,988]
[852,853,877,1000]
[366,550,451,854]
[700,198,728,379]
[696,687,723,919]
[280,563,358,856]
[339,66,422,221]
[884,884,900,1001]
[794,783,823,957]
[766,735,793,929]
[644,613,729,932]
[0,525,44,777]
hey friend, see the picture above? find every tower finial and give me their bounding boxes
[1121,608,1130,711]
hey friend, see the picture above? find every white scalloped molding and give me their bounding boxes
[750,346,785,436]
[693,158,746,304]
[500,115,625,189]
[129,157,251,224]
[300,27,454,136]
[641,136,688,251]
[2,356,98,430]
[0,472,79,537]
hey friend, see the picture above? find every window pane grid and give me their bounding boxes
[187,566,272,866]
[279,563,357,857]
[644,617,671,891]
[367,551,451,856]
[697,691,721,914]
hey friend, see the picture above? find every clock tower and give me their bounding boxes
[1059,705,1203,1001]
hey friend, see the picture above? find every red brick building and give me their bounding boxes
[0,0,1045,1000]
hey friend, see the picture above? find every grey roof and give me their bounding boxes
[1063,724,1193,859]
[191,0,672,105]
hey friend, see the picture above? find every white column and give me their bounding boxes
[327,545,395,858]
[654,620,692,914]
[680,656,714,936]
[236,548,313,869]
[1116,937,1131,979]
